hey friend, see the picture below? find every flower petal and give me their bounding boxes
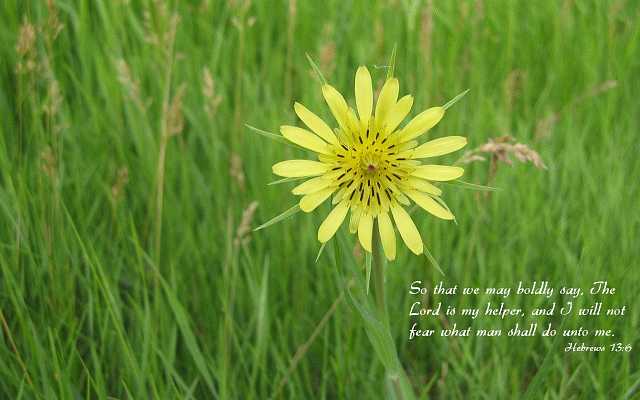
[322,84,350,131]
[385,95,413,134]
[358,213,373,252]
[281,126,331,155]
[318,201,350,243]
[405,190,454,220]
[300,187,334,212]
[349,207,362,233]
[404,177,442,196]
[390,205,423,255]
[346,108,361,135]
[355,66,373,126]
[374,78,399,129]
[378,212,396,261]
[412,136,467,158]
[292,176,331,195]
[411,165,464,181]
[398,107,445,142]
[273,160,330,177]
[294,102,338,145]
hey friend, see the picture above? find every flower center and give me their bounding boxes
[360,151,382,176]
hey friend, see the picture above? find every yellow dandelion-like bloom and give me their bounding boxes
[271,66,467,260]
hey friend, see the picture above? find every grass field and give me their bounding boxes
[1,0,639,398]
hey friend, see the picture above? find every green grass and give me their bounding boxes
[1,0,639,398]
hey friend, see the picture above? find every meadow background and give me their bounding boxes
[1,0,639,398]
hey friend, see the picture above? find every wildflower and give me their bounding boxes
[271,66,467,260]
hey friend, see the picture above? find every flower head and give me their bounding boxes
[272,66,467,260]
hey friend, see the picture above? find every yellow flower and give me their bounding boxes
[272,66,467,260]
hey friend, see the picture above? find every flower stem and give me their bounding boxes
[371,220,386,320]
[369,220,417,400]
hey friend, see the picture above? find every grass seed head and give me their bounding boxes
[230,152,246,191]
[202,67,223,117]
[111,167,129,203]
[235,201,259,247]
[166,83,187,137]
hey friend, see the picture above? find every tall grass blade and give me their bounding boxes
[423,245,445,276]
[305,53,328,85]
[254,204,301,231]
[443,89,470,110]
[443,180,500,192]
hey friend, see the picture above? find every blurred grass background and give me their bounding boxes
[1,0,639,398]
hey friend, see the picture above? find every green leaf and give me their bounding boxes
[267,176,307,186]
[443,180,500,192]
[254,204,300,232]
[423,245,445,276]
[386,44,397,80]
[623,375,640,400]
[365,251,372,295]
[431,195,457,225]
[443,89,470,110]
[158,274,218,397]
[522,319,567,399]
[245,124,303,150]
[305,53,327,85]
[315,242,327,263]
